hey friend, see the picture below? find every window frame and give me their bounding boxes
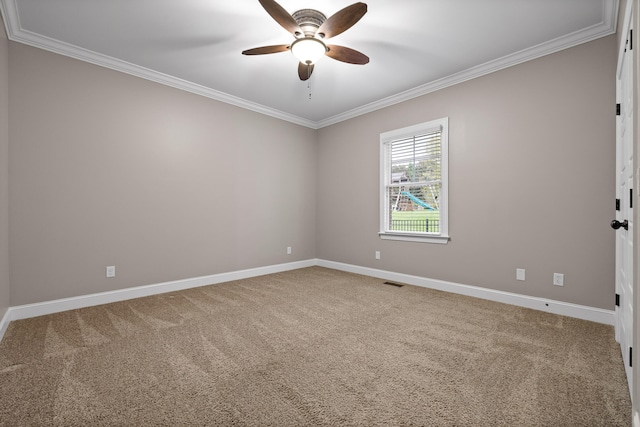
[379,117,449,244]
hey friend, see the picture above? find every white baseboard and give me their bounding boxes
[316,259,615,325]
[0,259,316,341]
[0,308,10,343]
[634,411,639,427]
[0,258,615,343]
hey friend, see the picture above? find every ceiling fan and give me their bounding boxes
[242,0,369,81]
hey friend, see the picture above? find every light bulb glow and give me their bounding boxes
[291,37,326,65]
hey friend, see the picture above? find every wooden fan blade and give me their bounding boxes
[317,2,367,39]
[242,45,290,55]
[258,0,303,36]
[298,62,314,81]
[326,45,369,64]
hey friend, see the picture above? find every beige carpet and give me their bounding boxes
[0,267,631,426]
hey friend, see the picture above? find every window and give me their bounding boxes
[379,118,449,244]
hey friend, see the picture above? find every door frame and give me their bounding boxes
[621,1,640,425]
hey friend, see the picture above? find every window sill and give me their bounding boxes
[379,232,450,244]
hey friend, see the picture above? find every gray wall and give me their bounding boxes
[8,42,317,305]
[0,18,9,317]
[317,36,617,310]
[4,32,618,311]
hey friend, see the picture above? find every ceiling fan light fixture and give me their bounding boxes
[291,37,326,65]
[244,1,368,80]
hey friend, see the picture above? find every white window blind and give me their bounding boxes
[390,131,441,184]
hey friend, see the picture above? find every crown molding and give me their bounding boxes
[317,0,619,128]
[1,0,618,130]
[0,0,318,128]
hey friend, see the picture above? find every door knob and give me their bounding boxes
[611,219,629,230]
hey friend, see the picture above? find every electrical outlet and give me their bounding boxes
[516,268,525,281]
[553,273,564,286]
[106,266,116,278]
[287,246,292,255]
[375,251,381,260]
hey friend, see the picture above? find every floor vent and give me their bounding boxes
[383,281,404,288]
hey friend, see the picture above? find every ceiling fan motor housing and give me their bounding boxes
[292,9,327,37]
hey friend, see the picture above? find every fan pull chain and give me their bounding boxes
[307,64,312,100]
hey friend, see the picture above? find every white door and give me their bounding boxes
[615,15,634,399]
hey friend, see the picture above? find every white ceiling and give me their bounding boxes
[0,0,618,128]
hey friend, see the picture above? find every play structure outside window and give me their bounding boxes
[380,118,449,244]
